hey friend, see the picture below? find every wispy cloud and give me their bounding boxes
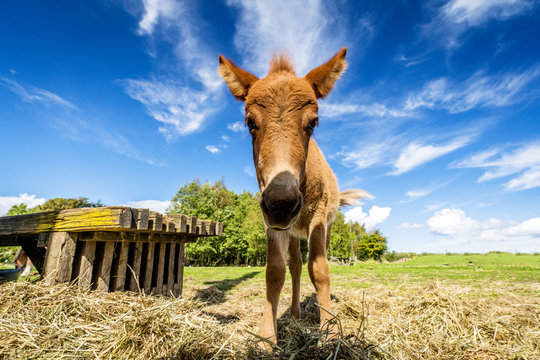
[319,102,410,119]
[0,77,77,110]
[427,207,540,252]
[389,137,471,175]
[423,0,534,49]
[121,0,223,139]
[227,121,244,133]
[399,222,423,230]
[244,165,255,178]
[225,0,370,76]
[405,65,540,113]
[0,193,47,216]
[205,145,220,154]
[453,141,540,191]
[344,205,391,231]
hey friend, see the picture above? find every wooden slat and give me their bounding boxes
[129,242,144,292]
[216,222,223,236]
[163,217,176,233]
[186,216,197,235]
[111,241,129,291]
[174,243,185,297]
[155,242,166,294]
[148,211,163,232]
[96,242,115,292]
[78,241,96,288]
[131,208,149,230]
[168,214,188,233]
[0,207,133,235]
[42,232,77,285]
[166,243,176,295]
[144,242,156,294]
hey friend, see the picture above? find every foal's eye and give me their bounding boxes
[307,117,318,130]
[246,117,256,131]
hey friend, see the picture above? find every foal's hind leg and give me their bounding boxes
[289,237,302,319]
[308,223,336,334]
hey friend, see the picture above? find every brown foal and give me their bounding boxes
[218,47,370,349]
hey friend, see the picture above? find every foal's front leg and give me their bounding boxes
[258,230,288,349]
[308,223,336,335]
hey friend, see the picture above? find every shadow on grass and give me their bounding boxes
[194,271,261,305]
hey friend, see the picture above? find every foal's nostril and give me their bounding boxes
[290,198,302,218]
[260,195,270,214]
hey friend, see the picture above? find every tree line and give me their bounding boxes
[5,179,387,266]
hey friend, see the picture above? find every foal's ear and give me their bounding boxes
[218,55,259,101]
[304,47,348,99]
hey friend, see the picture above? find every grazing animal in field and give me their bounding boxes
[14,247,32,276]
[218,48,370,349]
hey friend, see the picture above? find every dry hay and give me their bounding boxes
[0,278,538,360]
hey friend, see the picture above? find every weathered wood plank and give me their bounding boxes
[166,243,176,295]
[144,242,156,294]
[56,233,78,283]
[155,242,166,294]
[42,232,77,285]
[168,214,188,233]
[148,211,163,232]
[129,242,144,292]
[111,241,129,291]
[78,241,96,288]
[0,207,133,235]
[187,216,197,235]
[174,243,185,297]
[131,208,149,230]
[96,242,115,292]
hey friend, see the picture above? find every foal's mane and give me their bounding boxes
[268,52,295,74]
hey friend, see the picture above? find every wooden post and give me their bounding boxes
[144,241,156,294]
[111,241,129,291]
[155,242,167,294]
[129,242,144,292]
[42,232,77,285]
[96,242,115,292]
[174,243,185,297]
[166,243,176,295]
[78,241,96,288]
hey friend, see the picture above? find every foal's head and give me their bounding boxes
[218,48,347,230]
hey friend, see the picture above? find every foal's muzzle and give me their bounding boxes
[260,172,303,230]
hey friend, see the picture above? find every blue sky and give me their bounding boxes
[1,0,540,253]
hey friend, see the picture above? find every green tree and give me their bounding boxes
[6,203,30,216]
[356,231,387,261]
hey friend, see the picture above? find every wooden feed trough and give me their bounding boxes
[0,207,222,297]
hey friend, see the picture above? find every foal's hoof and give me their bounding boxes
[257,339,274,352]
[290,306,301,320]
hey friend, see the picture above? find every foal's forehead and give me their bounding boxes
[246,73,316,109]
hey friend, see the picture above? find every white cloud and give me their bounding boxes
[405,188,432,201]
[0,77,77,110]
[390,137,470,175]
[205,145,220,154]
[123,200,171,214]
[227,122,244,133]
[405,66,540,113]
[121,0,223,139]
[0,194,46,216]
[122,79,217,138]
[244,166,256,178]
[398,222,423,230]
[427,207,540,252]
[225,0,368,76]
[424,0,533,49]
[221,135,230,142]
[423,203,447,213]
[344,205,391,231]
[319,102,410,119]
[454,142,540,191]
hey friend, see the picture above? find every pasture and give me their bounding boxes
[0,253,538,359]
